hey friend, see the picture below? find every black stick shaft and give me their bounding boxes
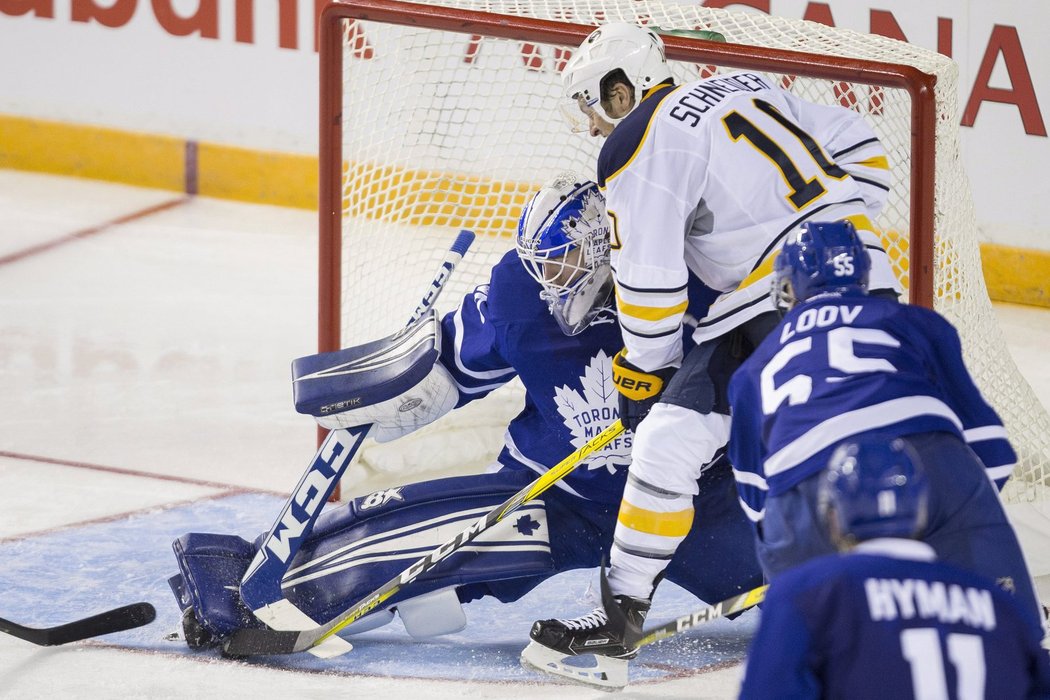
[0,602,156,646]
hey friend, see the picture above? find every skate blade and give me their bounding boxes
[520,640,628,691]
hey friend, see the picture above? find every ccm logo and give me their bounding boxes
[613,376,654,392]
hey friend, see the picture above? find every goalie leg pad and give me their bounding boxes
[279,469,556,626]
[170,470,557,643]
[396,586,467,639]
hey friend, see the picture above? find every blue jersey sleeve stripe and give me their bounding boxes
[732,467,768,490]
[737,497,764,523]
[985,463,1016,482]
[764,396,963,478]
[964,425,1009,442]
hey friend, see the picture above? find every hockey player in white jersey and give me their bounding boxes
[728,219,1044,639]
[522,23,901,686]
[739,436,1050,699]
[167,176,763,652]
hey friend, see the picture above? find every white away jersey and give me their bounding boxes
[599,72,898,371]
[727,294,1017,521]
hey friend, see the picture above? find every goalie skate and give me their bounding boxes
[519,595,650,691]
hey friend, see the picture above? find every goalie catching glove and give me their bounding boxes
[612,349,675,431]
[291,310,458,442]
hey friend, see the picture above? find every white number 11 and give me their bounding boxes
[900,628,986,699]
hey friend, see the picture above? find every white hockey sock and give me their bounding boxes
[606,476,693,599]
[605,405,731,599]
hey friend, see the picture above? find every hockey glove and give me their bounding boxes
[612,349,675,432]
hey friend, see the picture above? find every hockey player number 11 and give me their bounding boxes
[901,628,986,698]
[724,98,848,211]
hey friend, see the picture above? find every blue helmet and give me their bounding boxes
[773,220,871,310]
[516,174,613,335]
[819,436,929,544]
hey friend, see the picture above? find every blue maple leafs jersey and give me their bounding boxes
[728,293,1016,521]
[739,539,1050,700]
[439,250,715,505]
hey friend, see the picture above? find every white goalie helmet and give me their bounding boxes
[516,175,613,336]
[560,22,672,132]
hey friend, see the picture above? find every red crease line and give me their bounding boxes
[0,195,192,266]
[0,449,267,492]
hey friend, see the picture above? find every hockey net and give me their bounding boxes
[318,0,1050,509]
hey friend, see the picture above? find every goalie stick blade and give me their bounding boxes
[0,602,156,647]
[222,627,303,657]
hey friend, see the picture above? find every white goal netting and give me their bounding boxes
[322,0,1050,506]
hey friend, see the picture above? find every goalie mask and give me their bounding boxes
[516,176,613,336]
[560,22,672,133]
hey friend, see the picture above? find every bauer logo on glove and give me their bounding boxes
[612,349,668,401]
[612,349,676,432]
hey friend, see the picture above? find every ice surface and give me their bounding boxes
[0,170,1046,699]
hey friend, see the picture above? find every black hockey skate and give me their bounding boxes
[176,607,216,650]
[520,593,650,690]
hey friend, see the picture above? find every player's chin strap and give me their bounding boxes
[237,230,476,654]
[223,419,627,659]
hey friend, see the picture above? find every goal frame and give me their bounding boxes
[317,0,938,359]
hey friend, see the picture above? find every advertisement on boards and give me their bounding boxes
[0,0,1046,248]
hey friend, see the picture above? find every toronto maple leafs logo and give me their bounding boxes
[553,350,632,474]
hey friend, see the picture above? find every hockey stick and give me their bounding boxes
[600,545,767,649]
[239,230,476,628]
[634,584,767,648]
[522,575,765,691]
[0,602,156,647]
[223,418,627,657]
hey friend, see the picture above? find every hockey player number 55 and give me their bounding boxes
[760,325,901,415]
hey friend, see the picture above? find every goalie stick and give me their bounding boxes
[223,418,628,658]
[238,230,476,636]
[0,602,156,647]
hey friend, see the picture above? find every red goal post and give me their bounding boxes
[315,0,1050,502]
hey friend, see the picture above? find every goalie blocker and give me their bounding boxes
[291,309,459,441]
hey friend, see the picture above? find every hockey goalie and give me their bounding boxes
[166,175,763,665]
